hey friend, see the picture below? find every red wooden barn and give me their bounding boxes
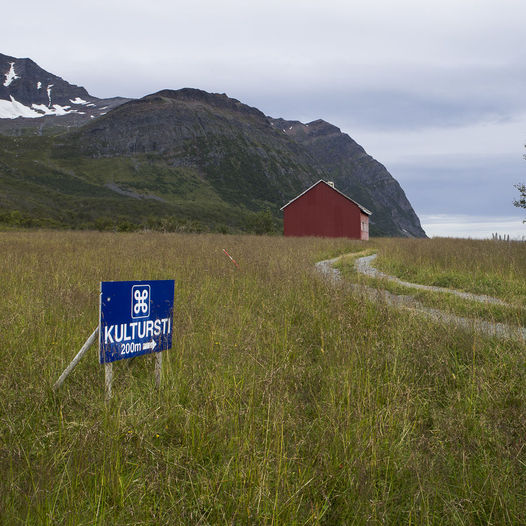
[280,180,372,240]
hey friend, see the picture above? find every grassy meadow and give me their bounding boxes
[372,238,526,301]
[1,231,526,524]
[337,238,526,328]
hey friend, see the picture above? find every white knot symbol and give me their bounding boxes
[134,289,149,315]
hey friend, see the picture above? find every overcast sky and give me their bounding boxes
[4,0,526,237]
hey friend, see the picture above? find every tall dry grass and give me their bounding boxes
[372,237,526,303]
[0,231,525,524]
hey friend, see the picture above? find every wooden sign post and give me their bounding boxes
[53,279,174,399]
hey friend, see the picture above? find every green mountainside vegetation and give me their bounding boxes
[0,89,426,236]
[0,134,279,234]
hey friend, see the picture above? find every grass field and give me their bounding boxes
[336,239,526,328]
[1,231,526,524]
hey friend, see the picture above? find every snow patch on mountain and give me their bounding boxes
[31,103,76,116]
[31,104,55,115]
[70,97,88,105]
[37,81,42,89]
[48,104,70,116]
[47,84,53,107]
[0,96,84,119]
[0,96,41,118]
[3,62,19,87]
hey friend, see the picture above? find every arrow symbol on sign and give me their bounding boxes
[142,340,157,351]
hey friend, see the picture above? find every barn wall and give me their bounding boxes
[283,183,363,239]
[360,212,369,241]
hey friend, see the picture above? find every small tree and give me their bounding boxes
[514,145,526,221]
[514,183,526,212]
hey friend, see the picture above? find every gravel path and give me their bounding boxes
[315,254,526,342]
[356,254,507,305]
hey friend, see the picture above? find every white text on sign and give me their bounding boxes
[104,318,172,345]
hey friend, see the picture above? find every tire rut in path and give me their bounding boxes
[315,254,526,342]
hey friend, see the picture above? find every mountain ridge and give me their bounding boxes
[0,52,130,126]
[0,54,426,237]
[271,117,426,237]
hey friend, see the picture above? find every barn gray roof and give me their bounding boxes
[280,180,372,215]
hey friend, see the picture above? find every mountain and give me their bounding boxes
[63,89,326,206]
[0,53,129,133]
[271,118,426,237]
[0,54,426,237]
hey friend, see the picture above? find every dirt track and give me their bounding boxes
[315,253,526,342]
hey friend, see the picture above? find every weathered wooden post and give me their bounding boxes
[155,353,162,388]
[53,328,99,391]
[105,362,113,400]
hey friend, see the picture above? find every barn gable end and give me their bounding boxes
[281,180,371,240]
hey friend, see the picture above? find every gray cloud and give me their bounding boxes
[389,156,526,219]
[3,0,526,236]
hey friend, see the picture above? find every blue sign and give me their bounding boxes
[99,280,174,363]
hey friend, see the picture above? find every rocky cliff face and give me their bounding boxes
[68,89,426,236]
[0,53,90,108]
[271,118,426,237]
[65,89,326,207]
[0,53,129,128]
[0,53,426,236]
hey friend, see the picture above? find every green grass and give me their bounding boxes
[0,135,283,233]
[335,250,526,328]
[371,238,526,303]
[1,232,526,524]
